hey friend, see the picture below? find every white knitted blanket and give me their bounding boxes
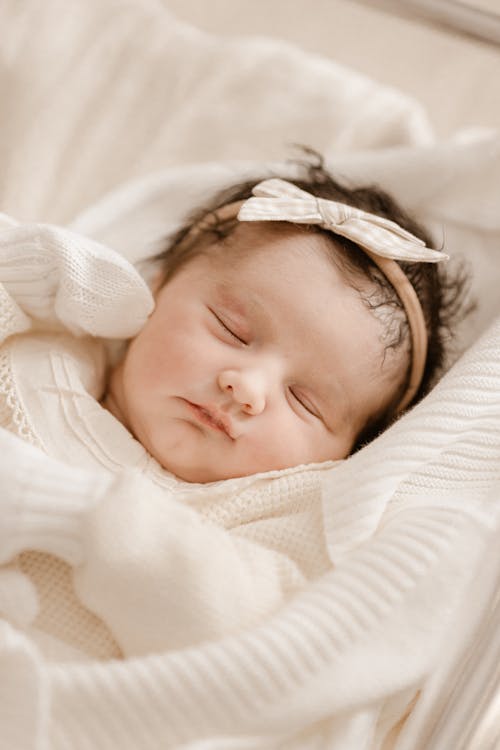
[1,1,500,748]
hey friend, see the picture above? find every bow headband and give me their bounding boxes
[177,178,448,414]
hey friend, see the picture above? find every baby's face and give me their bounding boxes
[104,224,406,482]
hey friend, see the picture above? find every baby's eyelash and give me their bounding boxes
[212,310,247,345]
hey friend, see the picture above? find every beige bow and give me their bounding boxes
[238,178,448,263]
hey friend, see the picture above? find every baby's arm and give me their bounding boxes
[0,213,153,342]
[0,427,305,656]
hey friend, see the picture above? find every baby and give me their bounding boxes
[103,164,458,482]
[0,158,467,661]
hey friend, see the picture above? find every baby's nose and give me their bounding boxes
[218,369,266,415]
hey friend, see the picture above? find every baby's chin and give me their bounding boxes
[160,457,252,484]
[156,449,323,484]
[155,447,292,484]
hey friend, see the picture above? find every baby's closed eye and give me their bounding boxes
[210,308,249,345]
[289,387,322,420]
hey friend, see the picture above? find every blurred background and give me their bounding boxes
[165,0,500,137]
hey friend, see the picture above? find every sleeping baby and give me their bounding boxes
[0,157,468,660]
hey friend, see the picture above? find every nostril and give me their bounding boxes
[218,372,236,395]
[243,401,259,416]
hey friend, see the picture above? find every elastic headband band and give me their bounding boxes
[173,178,448,414]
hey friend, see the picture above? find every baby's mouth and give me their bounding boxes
[185,401,234,439]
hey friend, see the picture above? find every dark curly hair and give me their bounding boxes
[152,152,471,451]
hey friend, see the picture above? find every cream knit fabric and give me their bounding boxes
[0,215,499,749]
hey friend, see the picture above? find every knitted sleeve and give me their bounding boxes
[0,212,154,342]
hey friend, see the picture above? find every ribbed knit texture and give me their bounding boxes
[396,522,500,750]
[321,317,500,565]
[8,474,106,567]
[0,426,115,567]
[47,510,486,750]
[0,621,49,750]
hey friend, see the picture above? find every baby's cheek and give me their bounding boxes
[176,335,207,368]
[267,420,339,468]
[250,415,312,472]
[165,320,209,365]
[135,330,181,383]
[135,348,170,391]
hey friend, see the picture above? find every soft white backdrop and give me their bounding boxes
[164,0,500,137]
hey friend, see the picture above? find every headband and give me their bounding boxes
[177,178,448,413]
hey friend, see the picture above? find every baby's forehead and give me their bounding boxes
[206,225,379,345]
[206,218,407,369]
[227,219,331,250]
[223,221,405,343]
[210,219,340,274]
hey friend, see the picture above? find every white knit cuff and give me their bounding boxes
[12,471,111,565]
[0,432,112,566]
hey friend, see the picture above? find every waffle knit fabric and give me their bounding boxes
[0,214,499,749]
